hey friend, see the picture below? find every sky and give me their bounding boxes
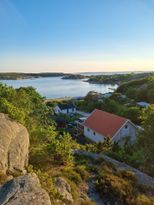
[0,0,154,73]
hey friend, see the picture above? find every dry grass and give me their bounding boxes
[0,172,10,185]
[96,162,154,205]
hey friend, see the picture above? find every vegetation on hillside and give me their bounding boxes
[87,72,154,85]
[96,160,154,205]
[75,91,141,124]
[117,75,154,103]
[0,83,78,165]
[109,105,154,177]
[0,83,94,204]
[0,80,154,204]
[75,75,154,177]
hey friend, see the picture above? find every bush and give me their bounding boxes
[74,165,89,180]
[47,133,74,166]
[135,194,154,205]
[61,167,82,184]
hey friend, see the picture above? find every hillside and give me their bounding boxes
[87,72,154,85]
[0,82,154,205]
[0,83,97,204]
[117,75,154,103]
[74,76,154,178]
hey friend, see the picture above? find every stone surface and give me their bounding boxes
[0,113,29,173]
[55,177,73,204]
[76,150,154,189]
[0,173,51,205]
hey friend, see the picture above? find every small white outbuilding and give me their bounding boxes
[54,104,76,115]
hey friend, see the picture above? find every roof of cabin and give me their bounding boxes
[83,109,128,138]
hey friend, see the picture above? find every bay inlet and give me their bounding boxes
[1,77,118,99]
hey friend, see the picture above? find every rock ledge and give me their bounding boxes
[0,113,29,173]
[0,173,51,205]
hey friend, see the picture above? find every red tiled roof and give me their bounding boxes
[83,109,127,138]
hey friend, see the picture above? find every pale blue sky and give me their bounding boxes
[0,0,154,72]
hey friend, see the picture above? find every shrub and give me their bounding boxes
[74,165,89,180]
[61,167,82,184]
[135,194,154,205]
[47,133,74,166]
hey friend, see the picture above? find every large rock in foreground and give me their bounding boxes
[0,113,29,173]
[0,173,51,205]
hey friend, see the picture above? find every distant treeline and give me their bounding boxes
[87,72,154,85]
[0,72,65,80]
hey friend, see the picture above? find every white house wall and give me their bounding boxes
[55,107,76,114]
[112,121,137,145]
[61,108,76,114]
[84,121,137,145]
[84,126,105,142]
[68,108,76,113]
[61,109,68,114]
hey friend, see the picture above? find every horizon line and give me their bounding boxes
[0,70,154,74]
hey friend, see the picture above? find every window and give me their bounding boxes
[125,125,128,129]
[87,128,90,132]
[93,132,96,135]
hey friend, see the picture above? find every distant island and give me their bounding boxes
[0,72,65,80]
[62,74,86,80]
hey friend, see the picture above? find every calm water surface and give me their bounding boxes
[1,77,118,99]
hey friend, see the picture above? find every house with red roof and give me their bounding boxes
[83,109,137,145]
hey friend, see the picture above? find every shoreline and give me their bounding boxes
[1,72,153,86]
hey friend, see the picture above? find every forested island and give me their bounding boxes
[62,74,86,80]
[0,72,65,80]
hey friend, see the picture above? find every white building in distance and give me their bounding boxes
[54,104,76,115]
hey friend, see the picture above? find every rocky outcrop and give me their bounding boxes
[0,114,52,204]
[0,113,29,174]
[76,150,154,189]
[0,173,51,205]
[55,177,73,204]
